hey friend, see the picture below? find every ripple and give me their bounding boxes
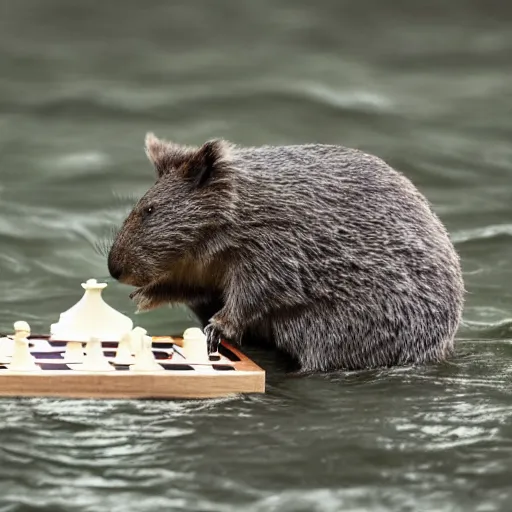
[452,224,512,244]
[46,151,111,174]
[1,77,396,127]
[461,318,512,339]
[290,82,394,112]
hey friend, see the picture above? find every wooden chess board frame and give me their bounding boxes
[0,336,265,399]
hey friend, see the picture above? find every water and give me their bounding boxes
[0,0,511,510]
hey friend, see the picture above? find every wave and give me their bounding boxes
[0,79,395,125]
[452,224,512,244]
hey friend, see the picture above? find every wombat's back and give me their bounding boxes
[229,144,464,371]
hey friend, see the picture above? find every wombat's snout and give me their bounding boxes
[107,253,123,281]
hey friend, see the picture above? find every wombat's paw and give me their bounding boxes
[204,322,223,354]
[205,315,239,353]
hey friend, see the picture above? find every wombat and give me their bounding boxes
[107,133,464,372]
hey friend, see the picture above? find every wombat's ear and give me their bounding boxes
[144,132,169,176]
[182,139,232,188]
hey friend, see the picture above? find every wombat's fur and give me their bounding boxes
[107,133,464,372]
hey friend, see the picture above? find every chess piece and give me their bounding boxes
[80,337,114,372]
[128,327,140,355]
[114,332,135,365]
[50,278,133,342]
[182,327,209,362]
[130,328,163,372]
[130,327,147,353]
[0,336,14,363]
[64,341,84,363]
[9,321,40,372]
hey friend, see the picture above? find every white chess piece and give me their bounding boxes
[81,337,114,372]
[130,327,147,353]
[114,332,135,365]
[182,327,209,362]
[0,336,14,363]
[64,341,84,363]
[128,327,144,355]
[50,278,133,342]
[9,321,40,372]
[130,328,163,372]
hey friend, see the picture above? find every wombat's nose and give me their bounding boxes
[107,256,123,281]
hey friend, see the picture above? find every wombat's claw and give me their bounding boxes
[128,288,158,312]
[129,288,148,312]
[204,323,222,354]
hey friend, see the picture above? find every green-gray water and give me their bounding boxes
[1,1,512,510]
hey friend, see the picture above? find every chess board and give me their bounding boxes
[0,335,265,399]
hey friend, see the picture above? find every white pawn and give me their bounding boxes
[182,327,209,362]
[64,341,84,363]
[130,327,148,355]
[130,327,146,355]
[131,328,163,372]
[128,326,145,355]
[0,336,14,363]
[114,332,135,365]
[9,321,40,372]
[81,337,114,372]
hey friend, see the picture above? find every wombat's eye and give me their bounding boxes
[142,205,154,220]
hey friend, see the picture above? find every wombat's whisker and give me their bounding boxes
[94,225,119,258]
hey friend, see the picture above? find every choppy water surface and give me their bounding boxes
[1,0,512,510]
